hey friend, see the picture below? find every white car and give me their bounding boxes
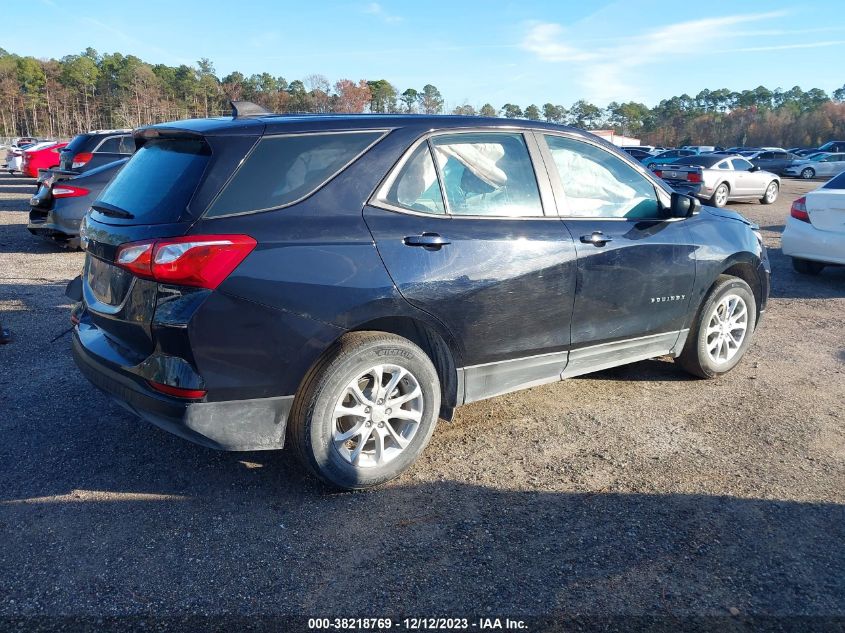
[782,172,845,274]
[4,140,55,174]
[783,152,845,180]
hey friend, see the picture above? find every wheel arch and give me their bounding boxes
[345,315,462,421]
[717,256,764,323]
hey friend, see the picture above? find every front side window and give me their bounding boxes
[430,133,543,217]
[207,131,384,217]
[384,143,445,214]
[732,158,753,170]
[543,134,661,219]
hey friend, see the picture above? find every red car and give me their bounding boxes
[21,142,67,178]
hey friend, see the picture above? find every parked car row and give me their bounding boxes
[18,129,135,248]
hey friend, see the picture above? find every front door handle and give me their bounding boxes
[580,231,613,247]
[403,232,450,250]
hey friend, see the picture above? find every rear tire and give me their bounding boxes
[792,257,824,275]
[677,275,757,379]
[288,332,440,490]
[760,181,779,204]
[710,183,729,207]
[800,167,815,180]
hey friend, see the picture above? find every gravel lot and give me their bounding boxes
[0,173,843,625]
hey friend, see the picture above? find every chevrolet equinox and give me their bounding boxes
[69,101,770,489]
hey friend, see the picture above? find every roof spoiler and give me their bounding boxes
[230,100,271,118]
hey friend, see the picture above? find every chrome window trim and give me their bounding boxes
[204,129,391,219]
[370,127,553,220]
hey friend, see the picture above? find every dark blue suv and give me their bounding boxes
[70,102,770,489]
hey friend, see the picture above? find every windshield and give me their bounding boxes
[96,138,210,223]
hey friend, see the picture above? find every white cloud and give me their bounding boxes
[363,2,403,24]
[520,11,791,103]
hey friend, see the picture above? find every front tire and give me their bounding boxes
[288,332,440,490]
[792,257,824,275]
[677,275,757,378]
[760,181,779,204]
[800,167,815,180]
[710,183,729,207]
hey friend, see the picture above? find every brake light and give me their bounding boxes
[148,380,207,399]
[790,196,810,223]
[653,170,663,178]
[115,234,256,289]
[72,152,93,168]
[686,172,702,183]
[52,185,90,198]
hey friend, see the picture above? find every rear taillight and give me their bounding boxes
[147,380,207,399]
[52,184,90,198]
[653,170,663,178]
[72,152,93,168]
[115,234,257,289]
[686,172,702,183]
[790,196,810,223]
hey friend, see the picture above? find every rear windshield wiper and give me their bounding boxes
[91,202,134,219]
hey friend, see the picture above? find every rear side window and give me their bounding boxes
[385,143,445,214]
[206,131,384,217]
[120,136,136,154]
[430,132,543,217]
[97,138,210,223]
[97,137,122,153]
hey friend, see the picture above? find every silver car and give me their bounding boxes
[783,152,845,179]
[655,154,780,207]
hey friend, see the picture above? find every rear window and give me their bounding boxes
[206,131,384,217]
[63,134,93,154]
[96,138,210,223]
[823,172,845,189]
[671,155,719,167]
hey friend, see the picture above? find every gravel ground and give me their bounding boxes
[0,173,843,626]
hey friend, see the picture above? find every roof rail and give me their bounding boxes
[230,100,272,118]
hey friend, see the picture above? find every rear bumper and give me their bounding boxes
[28,207,81,248]
[72,328,293,451]
[782,216,845,265]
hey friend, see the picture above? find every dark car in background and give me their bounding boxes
[28,158,127,249]
[746,150,801,175]
[58,129,134,174]
[70,104,769,490]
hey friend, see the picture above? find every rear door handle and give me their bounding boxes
[580,231,612,246]
[403,233,450,249]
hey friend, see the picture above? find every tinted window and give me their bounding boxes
[119,136,136,154]
[822,172,845,189]
[544,134,660,219]
[430,133,542,217]
[671,155,719,167]
[758,152,774,160]
[97,137,122,153]
[207,131,383,217]
[772,152,787,159]
[731,158,753,170]
[63,134,93,154]
[97,138,210,223]
[384,143,445,214]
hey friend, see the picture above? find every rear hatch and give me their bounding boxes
[82,136,214,356]
[81,129,259,357]
[59,134,94,171]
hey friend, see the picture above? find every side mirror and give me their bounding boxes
[749,165,761,172]
[670,192,700,218]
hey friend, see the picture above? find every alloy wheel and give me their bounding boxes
[332,364,423,468]
[705,294,749,365]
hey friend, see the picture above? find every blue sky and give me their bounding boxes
[4,0,845,109]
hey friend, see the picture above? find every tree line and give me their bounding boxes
[2,47,844,148]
